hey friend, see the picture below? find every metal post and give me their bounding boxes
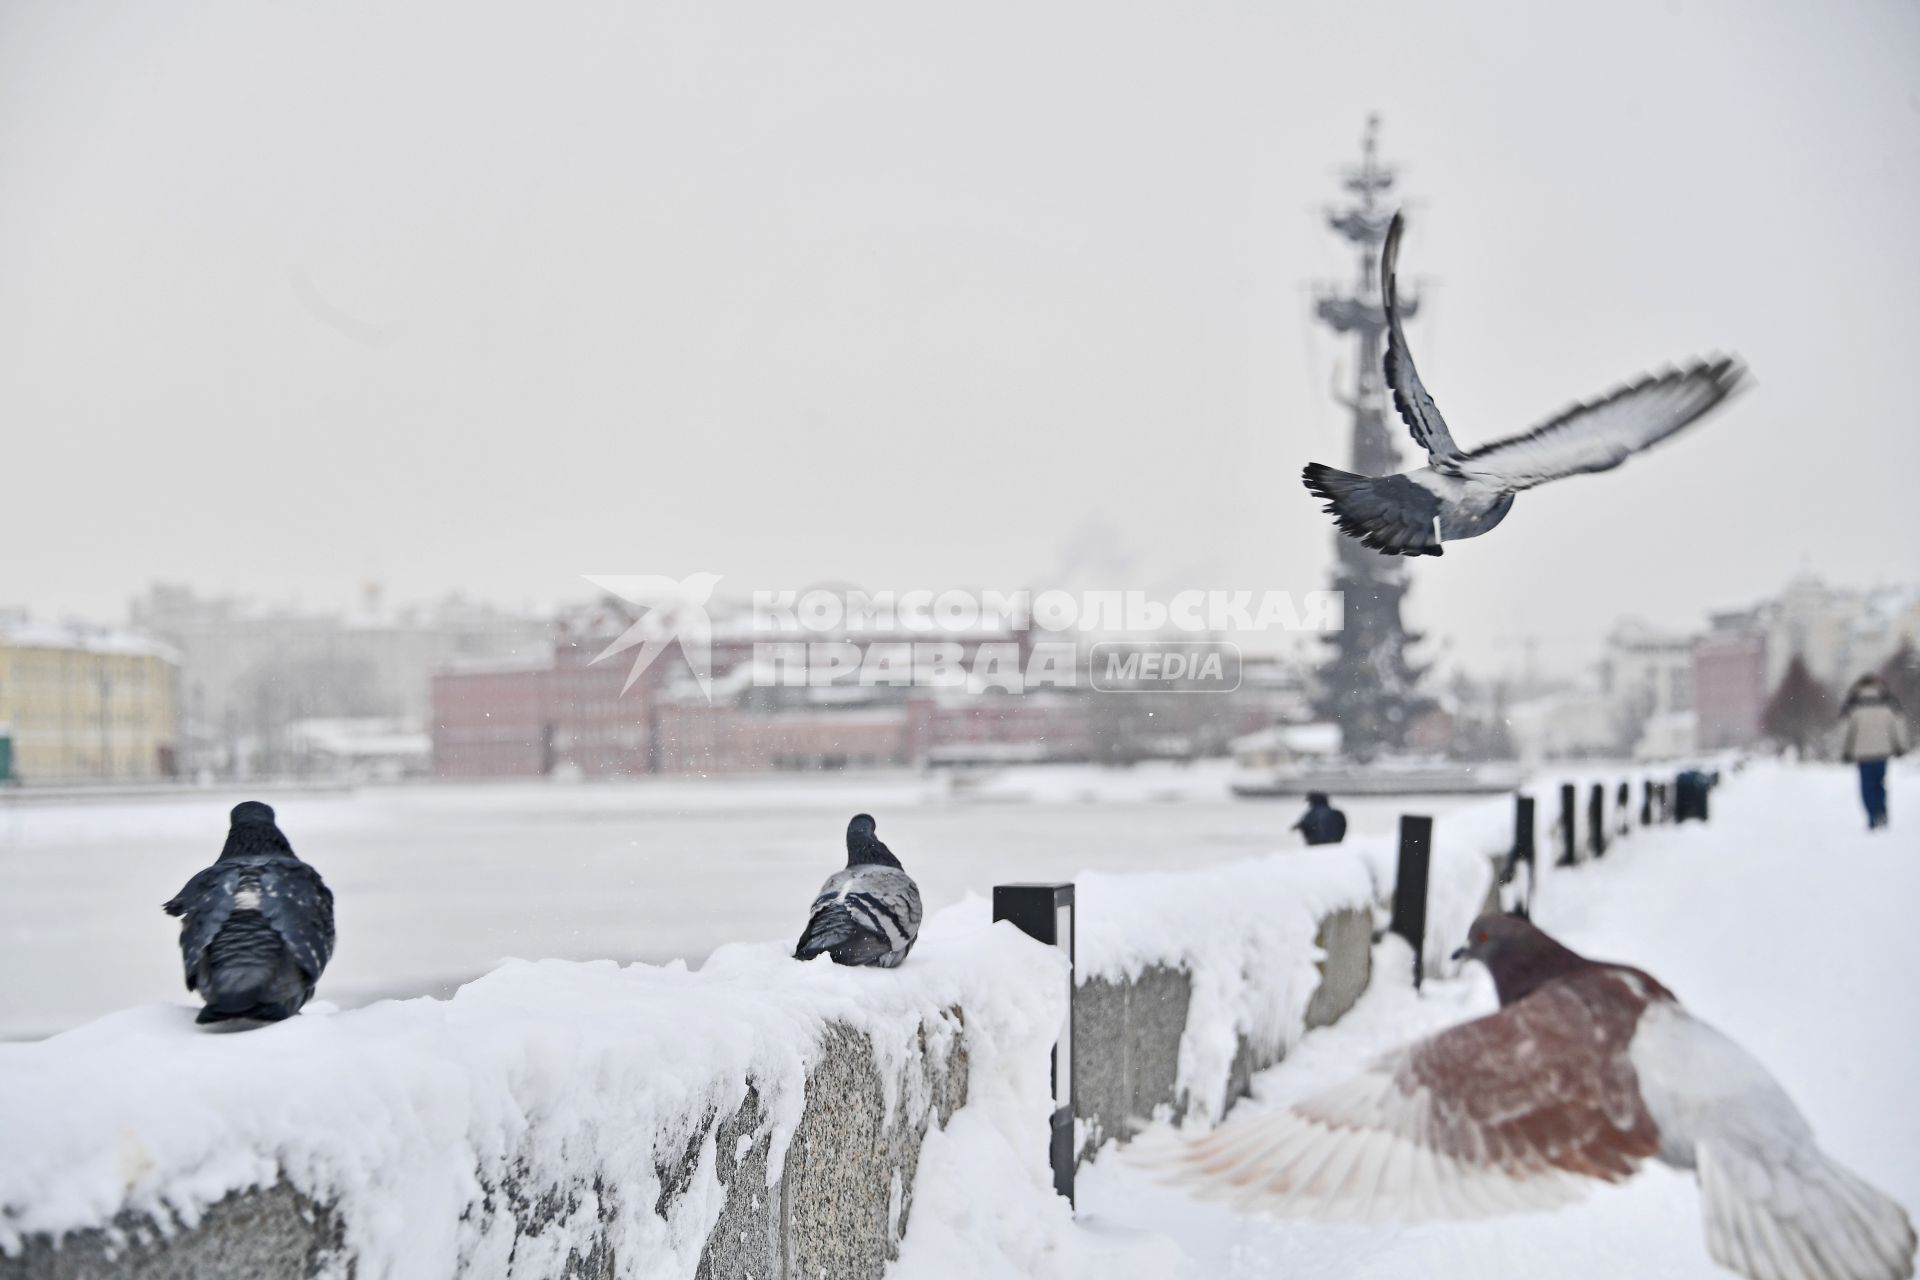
[1557,783,1578,867]
[1389,815,1434,989]
[1505,794,1536,918]
[1588,784,1607,859]
[993,883,1076,1205]
[1616,782,1631,836]
[1641,779,1654,826]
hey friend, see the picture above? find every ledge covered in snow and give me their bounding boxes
[0,914,1064,1279]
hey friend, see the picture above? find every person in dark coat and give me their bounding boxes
[1293,792,1347,846]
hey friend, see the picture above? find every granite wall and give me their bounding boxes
[0,1017,967,1280]
[1072,905,1374,1162]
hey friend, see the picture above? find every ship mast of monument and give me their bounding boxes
[1309,115,1431,759]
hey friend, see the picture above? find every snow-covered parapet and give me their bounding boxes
[0,916,1065,1279]
[1061,792,1583,1158]
[1067,849,1379,1154]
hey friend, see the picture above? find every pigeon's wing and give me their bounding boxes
[163,864,242,990]
[1301,464,1444,558]
[1632,1004,1916,1280]
[1380,213,1460,464]
[1457,357,1745,493]
[258,861,336,981]
[848,864,921,954]
[796,868,864,959]
[1157,975,1661,1222]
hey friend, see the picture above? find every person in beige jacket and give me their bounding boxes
[1839,675,1909,829]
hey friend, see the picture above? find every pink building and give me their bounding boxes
[1693,623,1768,749]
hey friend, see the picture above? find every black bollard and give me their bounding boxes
[1588,784,1607,859]
[1505,794,1536,918]
[1616,782,1631,836]
[1675,770,1712,823]
[1557,783,1578,867]
[993,883,1076,1205]
[1641,779,1654,826]
[1390,815,1434,990]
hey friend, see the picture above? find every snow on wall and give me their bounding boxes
[0,914,1065,1279]
[1056,769,1676,1140]
[1070,850,1375,1128]
[0,766,1696,1277]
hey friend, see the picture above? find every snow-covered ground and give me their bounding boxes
[998,761,1920,1280]
[3,760,1906,1278]
[0,762,1481,1039]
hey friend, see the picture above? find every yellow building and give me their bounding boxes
[0,624,180,782]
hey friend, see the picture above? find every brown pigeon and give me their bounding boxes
[1161,914,1915,1280]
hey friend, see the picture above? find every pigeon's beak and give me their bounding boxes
[1450,945,1468,962]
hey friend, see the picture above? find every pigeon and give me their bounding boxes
[793,814,923,969]
[1302,212,1747,556]
[1160,914,1915,1280]
[163,801,336,1025]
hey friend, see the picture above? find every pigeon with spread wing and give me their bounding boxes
[1302,213,1746,556]
[1157,914,1914,1280]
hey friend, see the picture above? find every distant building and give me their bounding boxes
[432,599,1042,778]
[430,596,1314,777]
[1634,710,1699,761]
[285,717,432,781]
[1230,722,1342,770]
[1761,576,1920,692]
[908,693,1096,767]
[1505,688,1618,761]
[1599,620,1697,756]
[0,621,180,782]
[1693,617,1769,749]
[431,642,647,780]
[130,583,549,776]
[1684,578,1918,752]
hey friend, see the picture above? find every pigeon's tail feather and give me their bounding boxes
[198,915,310,1021]
[794,902,894,967]
[1698,1141,1916,1280]
[1301,464,1444,558]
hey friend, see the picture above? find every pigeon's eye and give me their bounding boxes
[1476,931,1489,943]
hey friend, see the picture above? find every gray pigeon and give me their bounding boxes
[1162,914,1915,1280]
[793,814,922,969]
[163,801,335,1025]
[1303,213,1747,556]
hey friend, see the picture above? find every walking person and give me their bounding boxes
[1839,675,1908,830]
[1292,791,1347,846]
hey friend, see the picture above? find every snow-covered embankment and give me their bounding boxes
[0,784,1546,1280]
[0,916,1061,1279]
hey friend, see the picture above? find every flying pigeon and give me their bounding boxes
[1302,213,1747,556]
[162,801,336,1025]
[1160,914,1915,1280]
[793,814,923,969]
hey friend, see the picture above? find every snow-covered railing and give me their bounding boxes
[0,917,1063,1280]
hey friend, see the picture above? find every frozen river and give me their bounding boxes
[0,763,1487,1039]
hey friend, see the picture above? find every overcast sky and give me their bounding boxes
[1,0,1915,677]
